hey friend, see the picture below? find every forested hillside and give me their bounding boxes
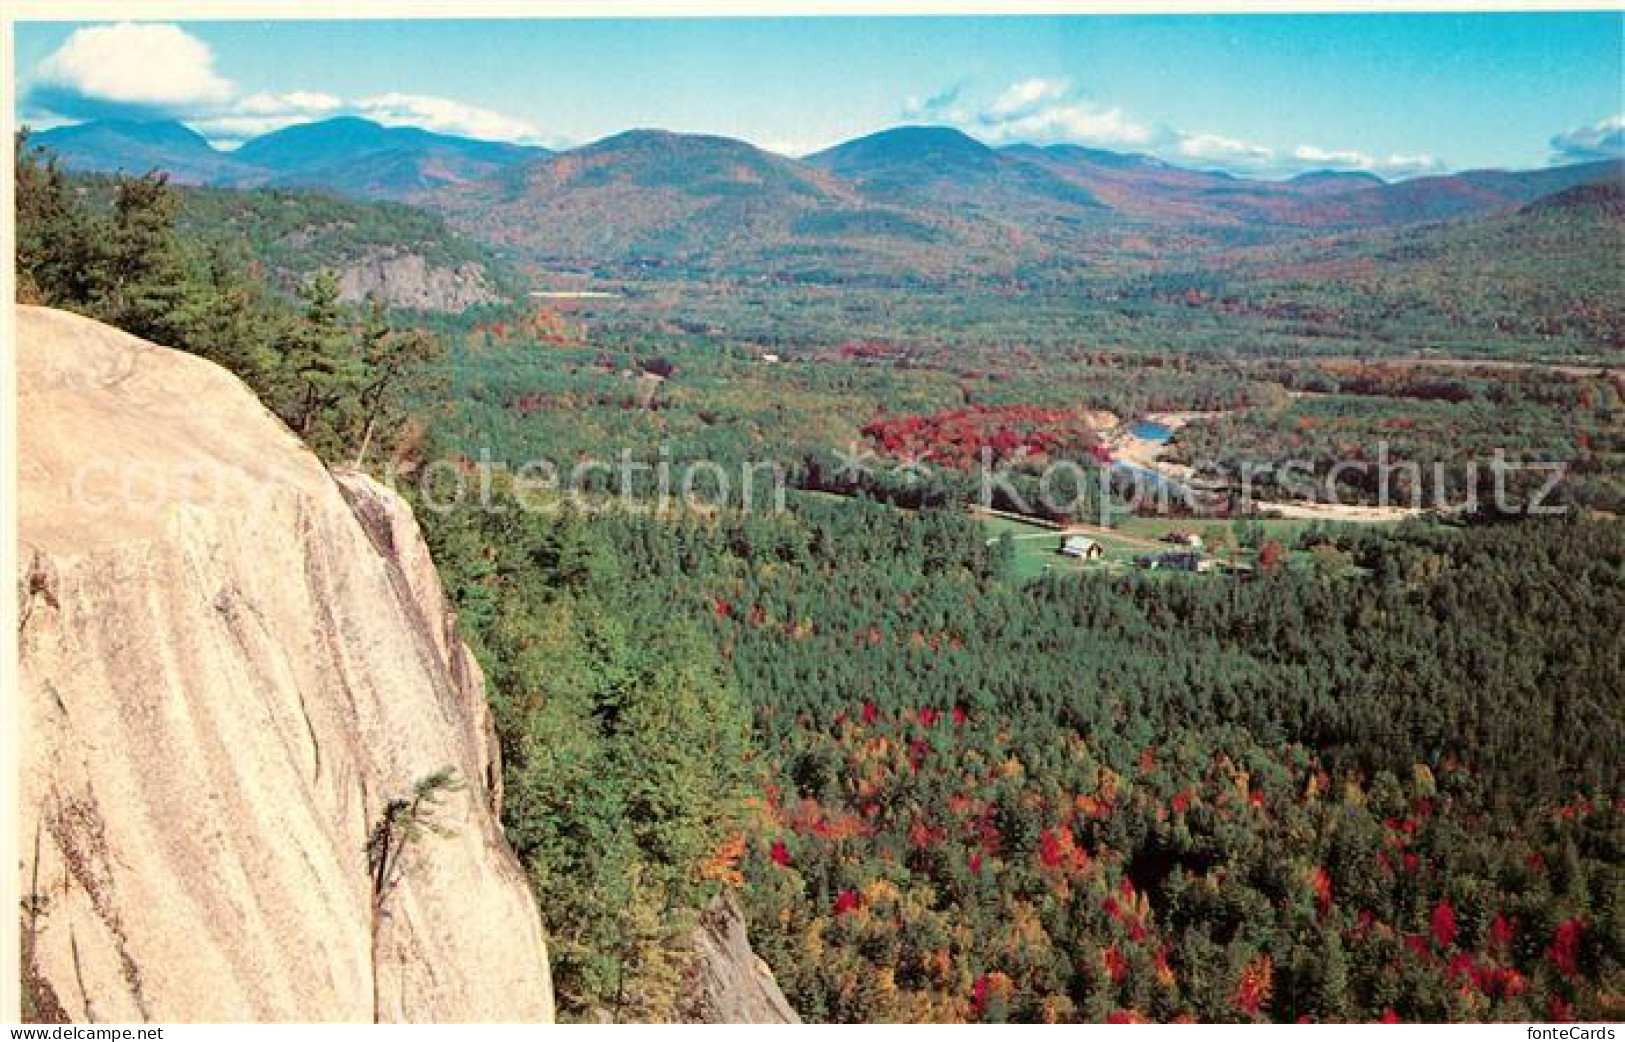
[415,480,1623,1023]
[45,149,518,311]
[173,183,517,301]
[1142,181,1625,351]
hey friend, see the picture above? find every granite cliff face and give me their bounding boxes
[16,306,554,1022]
[335,251,497,313]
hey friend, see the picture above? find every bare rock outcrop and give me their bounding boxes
[336,251,497,313]
[16,305,553,1022]
[692,896,799,1024]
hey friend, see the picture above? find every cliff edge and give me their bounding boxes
[16,305,555,1022]
[693,896,800,1024]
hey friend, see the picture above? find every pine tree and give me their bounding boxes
[14,130,96,307]
[281,272,365,452]
[95,172,190,345]
[352,294,443,466]
[1316,928,1352,1022]
[169,240,280,389]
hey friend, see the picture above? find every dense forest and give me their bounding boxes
[417,483,1623,1022]
[1170,390,1623,514]
[16,132,1624,1023]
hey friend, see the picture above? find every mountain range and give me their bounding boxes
[30,116,550,198]
[29,116,1624,279]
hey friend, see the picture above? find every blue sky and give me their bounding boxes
[14,14,1624,177]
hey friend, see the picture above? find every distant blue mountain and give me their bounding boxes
[28,119,256,184]
[230,116,545,195]
[808,125,1000,179]
[29,116,549,199]
[805,125,1105,213]
[28,116,1620,249]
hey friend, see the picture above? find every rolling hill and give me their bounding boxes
[60,168,520,312]
[436,125,1619,277]
[806,125,1104,215]
[429,128,1030,277]
[998,143,1622,231]
[24,119,259,184]
[172,183,519,310]
[30,116,548,199]
[228,116,546,197]
[1132,175,1625,350]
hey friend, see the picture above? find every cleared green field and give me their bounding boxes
[981,517,1146,580]
[981,511,1416,582]
[1113,516,1322,549]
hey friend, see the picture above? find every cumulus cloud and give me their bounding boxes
[1176,133,1275,171]
[1291,144,1367,168]
[29,22,233,119]
[353,93,542,143]
[199,90,547,148]
[1289,144,1440,177]
[986,78,1072,120]
[24,22,544,147]
[192,91,343,145]
[972,78,1155,149]
[240,91,344,117]
[1550,114,1624,164]
[1377,154,1442,177]
[900,77,1447,179]
[984,100,1154,149]
[907,76,1154,149]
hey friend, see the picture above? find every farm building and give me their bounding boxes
[1060,535,1105,560]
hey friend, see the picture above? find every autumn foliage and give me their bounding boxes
[861,404,1106,469]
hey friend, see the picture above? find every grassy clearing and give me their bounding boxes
[982,517,1145,580]
[981,511,1419,582]
[1113,516,1320,545]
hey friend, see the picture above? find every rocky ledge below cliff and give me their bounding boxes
[692,896,800,1024]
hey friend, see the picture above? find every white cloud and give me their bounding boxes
[901,83,970,125]
[1551,113,1624,164]
[355,93,542,144]
[1378,153,1442,177]
[196,91,546,148]
[26,24,543,148]
[977,80,1153,148]
[901,79,1450,177]
[237,91,344,117]
[986,78,1071,120]
[982,101,1154,149]
[193,91,343,146]
[1176,133,1275,170]
[1290,144,1440,177]
[1291,144,1368,169]
[198,90,545,147]
[34,22,233,114]
[1164,134,1439,178]
[902,77,1151,149]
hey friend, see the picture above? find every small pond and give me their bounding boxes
[1130,420,1174,443]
